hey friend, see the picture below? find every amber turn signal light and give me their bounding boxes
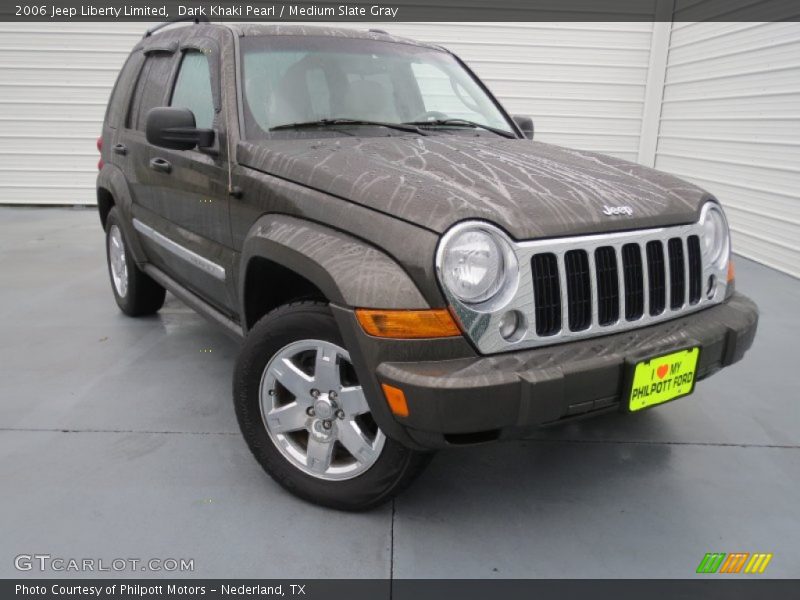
[727,259,735,282]
[381,383,409,417]
[355,308,461,339]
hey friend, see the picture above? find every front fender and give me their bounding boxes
[239,214,430,317]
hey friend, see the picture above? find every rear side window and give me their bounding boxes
[170,51,215,129]
[105,52,144,128]
[126,52,175,131]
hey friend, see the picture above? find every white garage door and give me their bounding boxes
[0,23,145,205]
[655,22,800,278]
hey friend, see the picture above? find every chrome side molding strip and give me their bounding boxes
[133,218,226,281]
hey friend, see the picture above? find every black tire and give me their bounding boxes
[234,301,432,511]
[105,207,166,317]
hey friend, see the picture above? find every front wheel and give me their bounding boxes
[233,301,432,511]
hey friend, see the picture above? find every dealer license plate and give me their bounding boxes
[628,347,699,412]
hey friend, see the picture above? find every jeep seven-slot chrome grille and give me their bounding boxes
[530,236,702,337]
[438,207,731,355]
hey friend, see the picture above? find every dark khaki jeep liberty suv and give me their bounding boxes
[97,20,758,510]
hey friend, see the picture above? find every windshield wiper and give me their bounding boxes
[403,119,516,139]
[270,118,427,135]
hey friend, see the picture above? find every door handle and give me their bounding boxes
[112,143,127,156]
[149,157,171,174]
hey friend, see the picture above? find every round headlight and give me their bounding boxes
[441,228,506,304]
[702,205,729,267]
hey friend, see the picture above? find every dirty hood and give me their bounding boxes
[238,136,712,240]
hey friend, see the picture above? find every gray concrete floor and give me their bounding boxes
[0,207,798,579]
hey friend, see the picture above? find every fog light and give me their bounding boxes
[499,310,526,342]
[706,274,717,299]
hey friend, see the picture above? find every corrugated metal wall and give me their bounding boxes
[0,20,798,277]
[0,23,145,204]
[655,21,800,278]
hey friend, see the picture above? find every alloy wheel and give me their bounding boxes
[259,339,385,480]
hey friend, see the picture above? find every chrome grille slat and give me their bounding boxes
[557,253,570,336]
[586,249,599,328]
[682,237,691,309]
[640,243,651,319]
[646,240,666,316]
[688,235,703,304]
[662,240,672,315]
[614,245,626,326]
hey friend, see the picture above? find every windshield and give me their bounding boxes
[240,35,515,139]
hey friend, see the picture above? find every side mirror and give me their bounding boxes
[512,115,534,140]
[145,107,214,151]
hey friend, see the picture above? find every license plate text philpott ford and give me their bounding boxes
[629,347,700,411]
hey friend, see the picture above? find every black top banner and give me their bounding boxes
[1,0,799,21]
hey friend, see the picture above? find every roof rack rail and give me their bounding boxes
[143,16,209,39]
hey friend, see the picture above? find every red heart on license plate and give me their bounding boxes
[656,364,669,379]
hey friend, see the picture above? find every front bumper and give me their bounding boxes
[333,293,758,450]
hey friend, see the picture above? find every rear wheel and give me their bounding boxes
[234,301,432,510]
[105,207,165,316]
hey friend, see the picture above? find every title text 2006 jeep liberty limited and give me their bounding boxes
[97,21,758,510]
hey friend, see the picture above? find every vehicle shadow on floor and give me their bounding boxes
[405,410,678,512]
